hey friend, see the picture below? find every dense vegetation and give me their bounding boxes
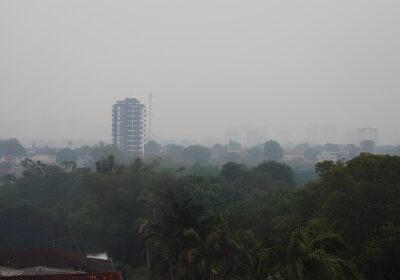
[0,153,399,279]
[0,138,26,157]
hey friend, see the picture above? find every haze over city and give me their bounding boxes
[1,0,400,145]
[2,2,400,280]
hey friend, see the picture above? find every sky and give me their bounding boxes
[1,0,399,146]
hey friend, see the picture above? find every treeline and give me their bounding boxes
[0,138,26,156]
[0,154,399,279]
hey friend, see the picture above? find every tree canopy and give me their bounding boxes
[182,145,211,165]
[56,148,77,164]
[0,138,26,156]
[264,140,284,161]
[0,153,399,279]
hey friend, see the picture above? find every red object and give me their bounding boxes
[2,272,122,280]
[0,250,113,273]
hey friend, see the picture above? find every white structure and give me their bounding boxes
[112,98,146,157]
[316,151,338,162]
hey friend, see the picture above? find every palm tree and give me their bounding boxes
[263,226,363,280]
[140,189,209,280]
[184,215,260,280]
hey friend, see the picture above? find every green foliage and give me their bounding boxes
[264,140,284,161]
[95,155,115,173]
[252,161,295,188]
[293,169,318,187]
[228,140,242,152]
[300,154,400,272]
[145,141,162,157]
[56,148,77,164]
[261,219,363,280]
[162,144,184,158]
[322,143,340,152]
[90,143,126,164]
[221,162,246,183]
[360,140,375,153]
[180,164,220,177]
[0,159,85,249]
[357,223,400,279]
[346,143,360,159]
[0,138,26,156]
[248,146,263,164]
[315,160,335,176]
[182,145,211,165]
[1,153,399,280]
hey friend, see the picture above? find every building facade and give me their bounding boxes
[355,127,378,145]
[112,98,146,157]
[306,124,337,145]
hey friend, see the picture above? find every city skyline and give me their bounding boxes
[1,1,400,145]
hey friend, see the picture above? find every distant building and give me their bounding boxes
[316,151,338,162]
[246,130,261,148]
[225,127,268,147]
[306,124,336,145]
[283,149,305,162]
[355,127,378,145]
[112,98,146,158]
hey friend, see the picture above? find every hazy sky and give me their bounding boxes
[1,0,399,146]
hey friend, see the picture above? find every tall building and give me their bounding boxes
[306,124,337,144]
[355,127,378,144]
[112,98,146,157]
[225,126,268,147]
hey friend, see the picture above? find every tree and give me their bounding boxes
[70,159,161,266]
[396,145,400,156]
[212,144,226,155]
[322,143,340,152]
[223,152,242,163]
[161,144,184,160]
[264,140,284,161]
[228,140,242,152]
[264,220,362,280]
[315,160,335,176]
[0,159,85,250]
[144,141,162,158]
[56,148,77,164]
[253,161,295,188]
[346,143,360,159]
[300,153,400,254]
[95,155,115,173]
[141,189,208,280]
[0,138,26,156]
[182,145,211,165]
[358,223,400,280]
[74,145,91,157]
[248,146,263,164]
[0,174,17,184]
[221,162,245,183]
[360,140,375,153]
[90,143,126,164]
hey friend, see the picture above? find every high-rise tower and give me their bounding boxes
[112,98,146,157]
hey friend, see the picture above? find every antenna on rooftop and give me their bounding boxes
[148,91,152,142]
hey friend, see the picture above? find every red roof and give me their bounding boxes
[0,249,112,272]
[0,272,122,280]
